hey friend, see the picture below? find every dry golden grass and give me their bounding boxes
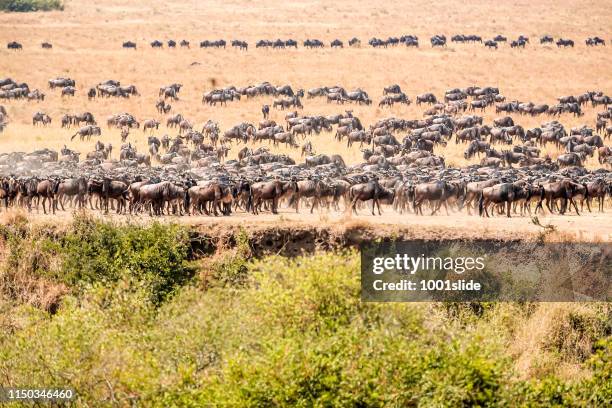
[0,0,611,167]
[509,303,610,380]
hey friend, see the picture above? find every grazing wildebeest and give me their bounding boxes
[556,38,574,47]
[7,41,22,50]
[349,37,361,47]
[540,35,554,44]
[349,179,393,215]
[32,112,52,126]
[479,182,529,218]
[412,181,460,216]
[416,93,437,105]
[598,146,611,164]
[484,40,498,49]
[71,125,102,141]
[142,119,160,132]
[56,177,88,210]
[61,86,76,97]
[535,179,588,215]
[557,152,585,167]
[464,140,490,159]
[35,179,61,215]
[250,179,298,214]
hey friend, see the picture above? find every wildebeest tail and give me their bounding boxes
[478,191,485,216]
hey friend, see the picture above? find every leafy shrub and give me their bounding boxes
[0,0,63,12]
[199,229,252,289]
[0,215,194,306]
[61,216,194,304]
[0,234,610,406]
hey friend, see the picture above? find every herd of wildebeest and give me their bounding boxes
[4,34,609,51]
[0,71,611,218]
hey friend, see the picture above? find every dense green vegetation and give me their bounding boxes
[0,217,610,407]
[0,0,63,12]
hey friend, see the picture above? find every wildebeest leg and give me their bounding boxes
[414,200,422,215]
[271,197,279,214]
[350,196,360,215]
[465,195,474,215]
[569,198,580,215]
[584,197,592,213]
[545,198,554,214]
[506,201,511,218]
[310,197,318,214]
[557,198,567,214]
[524,200,532,216]
[431,200,441,216]
[481,199,490,217]
[294,194,300,213]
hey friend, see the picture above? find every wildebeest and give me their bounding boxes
[479,182,529,217]
[231,40,248,50]
[484,40,498,49]
[61,86,76,97]
[143,119,161,132]
[557,152,585,167]
[413,181,460,215]
[250,179,298,214]
[416,93,437,105]
[32,112,51,126]
[540,35,554,44]
[71,125,102,141]
[535,179,588,215]
[49,77,75,89]
[349,179,393,215]
[556,38,574,47]
[7,41,22,50]
[430,35,447,47]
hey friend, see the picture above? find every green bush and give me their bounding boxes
[0,0,63,11]
[0,215,194,305]
[0,0,63,12]
[2,251,608,406]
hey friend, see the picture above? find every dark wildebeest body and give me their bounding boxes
[349,180,393,215]
[534,179,588,215]
[479,183,529,218]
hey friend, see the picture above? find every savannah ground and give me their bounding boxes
[0,0,611,168]
[0,0,611,231]
[0,1,611,406]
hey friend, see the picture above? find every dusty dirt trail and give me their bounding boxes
[11,208,611,242]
